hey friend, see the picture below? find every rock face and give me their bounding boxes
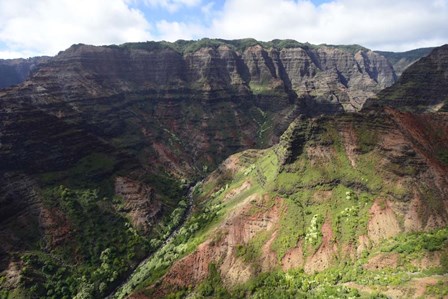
[371,44,448,111]
[155,194,281,297]
[376,47,433,77]
[0,37,399,279]
[0,57,49,89]
[24,41,395,112]
[0,40,399,178]
[114,176,161,233]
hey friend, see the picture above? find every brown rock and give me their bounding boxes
[114,176,161,233]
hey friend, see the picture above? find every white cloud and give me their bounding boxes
[1,0,448,58]
[0,49,36,59]
[0,0,152,58]
[144,0,201,13]
[204,0,448,51]
[156,20,205,41]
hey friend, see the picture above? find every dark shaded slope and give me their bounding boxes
[0,57,49,89]
[376,47,434,76]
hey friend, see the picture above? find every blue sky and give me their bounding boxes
[135,0,330,24]
[133,0,226,24]
[0,0,447,58]
[132,0,333,40]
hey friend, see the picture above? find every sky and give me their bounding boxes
[0,0,448,59]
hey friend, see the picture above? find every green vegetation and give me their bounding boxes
[157,113,447,298]
[426,280,448,297]
[5,165,190,299]
[168,267,364,298]
[19,109,446,299]
[356,123,378,153]
[437,149,448,165]
[114,187,225,298]
[16,186,151,298]
[236,230,271,265]
[319,43,368,53]
[38,152,118,191]
[249,82,282,96]
[381,227,448,255]
[242,268,359,298]
[271,198,305,260]
[117,38,370,55]
[305,214,323,247]
[248,107,274,146]
[195,263,230,298]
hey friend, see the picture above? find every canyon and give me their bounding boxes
[0,39,447,298]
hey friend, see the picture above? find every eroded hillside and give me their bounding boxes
[122,108,448,299]
[373,45,448,112]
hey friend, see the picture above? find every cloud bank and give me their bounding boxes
[204,0,448,51]
[0,0,152,58]
[0,0,447,58]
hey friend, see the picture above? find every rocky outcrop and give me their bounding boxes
[114,177,161,232]
[294,46,396,111]
[275,115,313,165]
[367,199,401,244]
[239,44,396,112]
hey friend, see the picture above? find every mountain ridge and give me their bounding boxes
[375,47,434,77]
[369,44,448,112]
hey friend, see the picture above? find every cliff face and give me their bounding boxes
[373,45,448,111]
[0,41,399,177]
[10,41,397,109]
[376,47,434,77]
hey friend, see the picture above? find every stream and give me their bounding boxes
[105,183,196,298]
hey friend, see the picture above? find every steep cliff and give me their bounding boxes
[0,40,400,178]
[372,45,448,111]
[376,47,433,77]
